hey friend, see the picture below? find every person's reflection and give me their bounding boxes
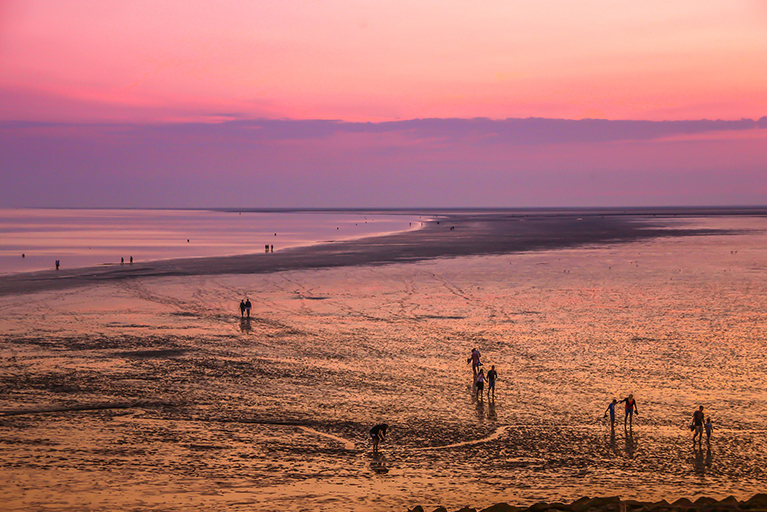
[475,397,485,421]
[608,424,617,453]
[693,444,706,474]
[239,317,252,333]
[487,399,497,422]
[370,452,389,474]
[624,427,637,458]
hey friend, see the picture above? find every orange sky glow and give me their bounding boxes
[2,0,766,123]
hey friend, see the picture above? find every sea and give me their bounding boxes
[0,208,423,275]
[1,212,767,511]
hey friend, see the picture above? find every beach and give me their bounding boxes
[1,210,767,511]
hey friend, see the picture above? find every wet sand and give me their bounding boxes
[0,208,745,296]
[2,210,767,511]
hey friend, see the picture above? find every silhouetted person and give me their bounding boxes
[55,260,60,270]
[244,298,252,318]
[705,417,714,443]
[468,348,481,376]
[270,244,273,253]
[604,399,618,427]
[130,256,133,264]
[121,257,124,265]
[265,244,269,253]
[692,406,705,446]
[487,365,498,398]
[475,368,486,399]
[619,394,638,429]
[370,424,388,453]
[239,300,246,318]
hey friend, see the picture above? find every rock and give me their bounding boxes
[586,497,621,511]
[408,507,424,512]
[743,495,767,510]
[528,502,568,512]
[671,498,694,509]
[432,508,448,512]
[717,497,740,509]
[693,497,719,509]
[454,508,477,512]
[571,497,593,512]
[480,504,520,512]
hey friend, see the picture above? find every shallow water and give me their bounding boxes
[1,216,766,511]
[0,208,421,274]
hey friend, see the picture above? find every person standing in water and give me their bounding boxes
[244,298,252,318]
[370,424,388,454]
[486,365,498,398]
[619,394,638,429]
[705,417,714,443]
[604,399,618,428]
[475,369,486,399]
[239,300,246,318]
[691,406,705,446]
[468,348,481,376]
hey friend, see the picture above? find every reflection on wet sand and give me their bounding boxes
[1,215,767,511]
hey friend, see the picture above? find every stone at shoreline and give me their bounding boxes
[406,494,767,512]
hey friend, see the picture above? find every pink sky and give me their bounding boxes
[2,0,766,122]
[1,1,766,208]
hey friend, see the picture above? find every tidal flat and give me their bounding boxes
[1,212,766,511]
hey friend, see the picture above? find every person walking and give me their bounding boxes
[691,406,705,446]
[619,394,638,429]
[604,399,618,428]
[486,365,498,398]
[239,299,246,318]
[244,298,252,318]
[705,417,714,443]
[475,369,486,399]
[468,348,481,376]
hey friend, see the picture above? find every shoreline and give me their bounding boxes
[0,208,757,296]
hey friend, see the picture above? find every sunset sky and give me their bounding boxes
[1,0,766,207]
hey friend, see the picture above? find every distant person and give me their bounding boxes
[370,423,388,453]
[619,394,638,428]
[22,253,25,258]
[239,300,246,318]
[604,399,618,427]
[244,298,252,318]
[691,406,705,445]
[55,260,60,270]
[265,244,270,253]
[475,369,486,398]
[270,244,274,253]
[486,365,498,398]
[130,256,133,265]
[121,257,124,265]
[468,348,481,375]
[705,417,714,443]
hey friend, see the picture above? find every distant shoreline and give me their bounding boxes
[0,207,763,297]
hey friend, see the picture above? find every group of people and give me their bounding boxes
[604,397,715,444]
[468,348,498,399]
[239,298,252,318]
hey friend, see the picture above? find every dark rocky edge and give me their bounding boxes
[408,494,767,512]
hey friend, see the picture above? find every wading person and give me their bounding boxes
[691,406,705,446]
[244,298,252,318]
[619,394,638,429]
[239,299,246,318]
[486,365,498,398]
[370,423,388,454]
[468,348,481,376]
[475,368,486,399]
[604,399,618,428]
